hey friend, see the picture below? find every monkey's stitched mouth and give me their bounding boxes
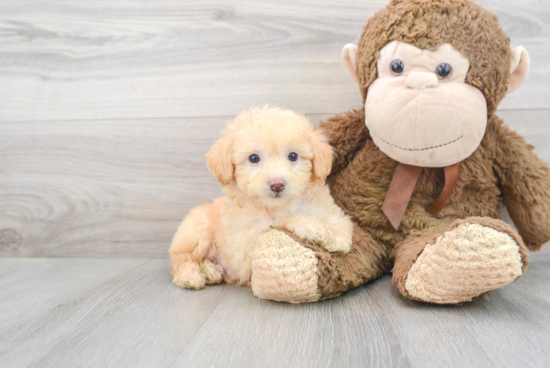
[374,134,464,151]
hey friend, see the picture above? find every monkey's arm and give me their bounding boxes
[318,109,370,177]
[494,123,550,250]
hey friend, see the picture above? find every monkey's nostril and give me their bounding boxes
[269,179,286,193]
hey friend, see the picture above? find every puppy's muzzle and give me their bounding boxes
[269,178,286,194]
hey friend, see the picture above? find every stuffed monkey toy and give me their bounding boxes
[250,0,550,304]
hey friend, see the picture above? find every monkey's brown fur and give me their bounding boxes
[255,0,550,303]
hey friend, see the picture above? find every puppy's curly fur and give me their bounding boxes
[169,106,353,289]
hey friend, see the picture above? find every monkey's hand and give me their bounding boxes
[495,123,550,250]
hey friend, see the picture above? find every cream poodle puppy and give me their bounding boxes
[169,106,353,290]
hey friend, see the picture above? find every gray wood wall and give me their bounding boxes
[1,0,549,257]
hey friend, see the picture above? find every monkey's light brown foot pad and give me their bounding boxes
[405,222,525,304]
[251,229,321,303]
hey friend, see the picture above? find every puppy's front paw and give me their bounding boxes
[325,235,352,253]
[276,216,332,245]
[172,261,206,290]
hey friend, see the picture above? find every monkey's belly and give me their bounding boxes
[330,142,502,248]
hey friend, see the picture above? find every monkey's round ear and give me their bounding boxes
[206,134,234,186]
[507,46,530,93]
[342,44,358,81]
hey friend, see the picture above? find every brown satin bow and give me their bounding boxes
[381,162,460,230]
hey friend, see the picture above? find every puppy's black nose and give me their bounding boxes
[269,179,286,193]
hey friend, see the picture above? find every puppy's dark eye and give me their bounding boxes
[390,60,405,75]
[436,63,452,79]
[248,154,260,163]
[288,152,298,162]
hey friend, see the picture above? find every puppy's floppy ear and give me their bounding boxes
[206,133,234,185]
[310,129,333,182]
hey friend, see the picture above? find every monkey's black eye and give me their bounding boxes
[436,63,452,79]
[248,154,260,163]
[288,152,298,162]
[390,60,405,75]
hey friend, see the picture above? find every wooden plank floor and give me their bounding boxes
[1,0,550,367]
[1,256,549,368]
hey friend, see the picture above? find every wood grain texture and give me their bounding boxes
[1,110,549,257]
[0,257,549,368]
[0,0,548,122]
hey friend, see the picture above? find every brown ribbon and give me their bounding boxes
[382,162,461,230]
[381,164,423,231]
[426,162,460,214]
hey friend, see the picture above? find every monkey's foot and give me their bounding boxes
[404,218,528,304]
[251,229,321,303]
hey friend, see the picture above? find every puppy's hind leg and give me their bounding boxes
[200,259,224,285]
[169,202,218,290]
[171,258,205,290]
